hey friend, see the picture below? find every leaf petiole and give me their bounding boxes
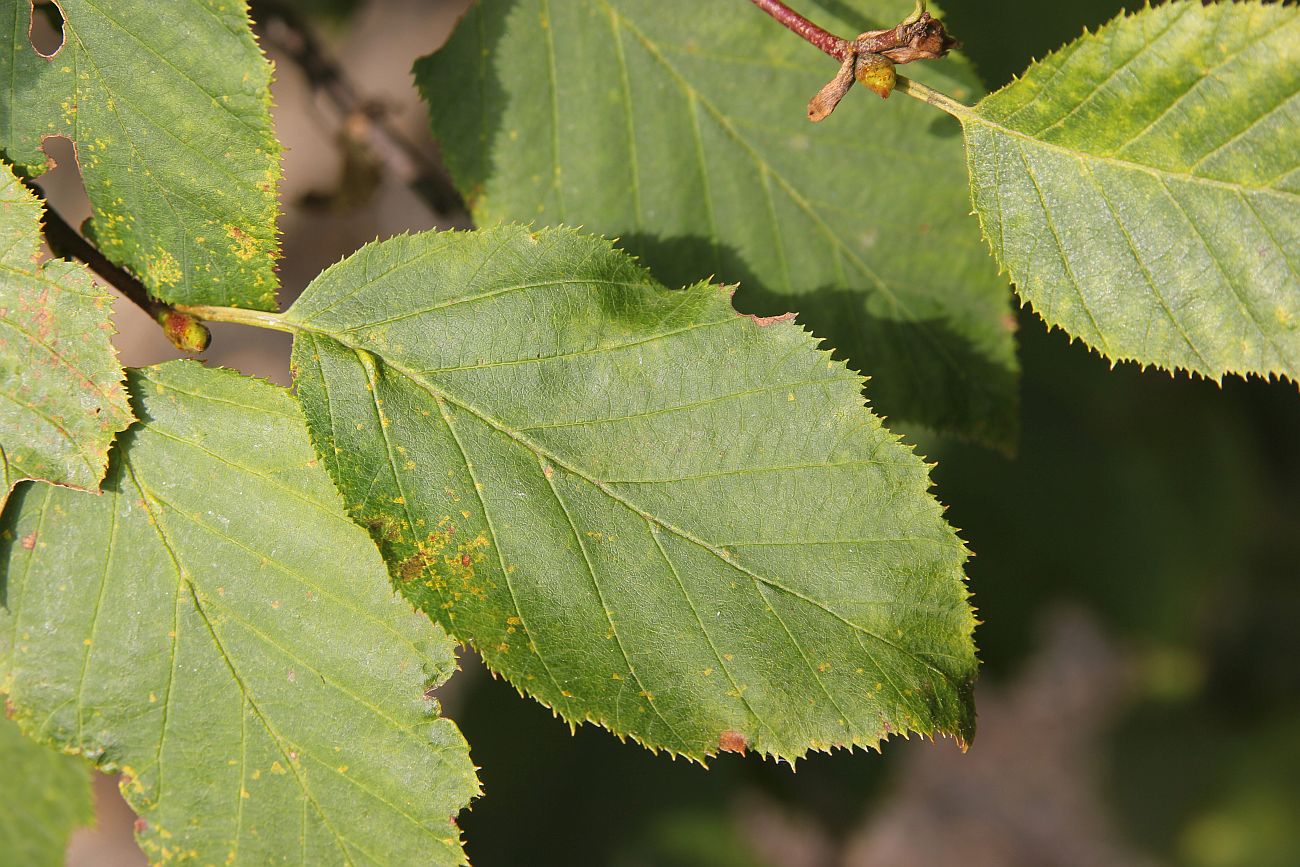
[174,304,300,334]
[894,75,972,118]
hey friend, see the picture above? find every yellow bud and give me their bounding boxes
[855,53,897,99]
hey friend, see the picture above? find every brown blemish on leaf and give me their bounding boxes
[363,513,403,544]
[133,818,148,835]
[718,730,748,754]
[20,531,37,550]
[399,544,439,583]
[745,311,798,327]
[397,521,475,585]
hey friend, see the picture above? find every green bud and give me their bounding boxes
[157,310,212,353]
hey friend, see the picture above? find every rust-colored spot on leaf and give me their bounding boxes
[744,312,798,327]
[20,532,37,550]
[363,514,403,544]
[718,730,748,754]
[133,818,148,835]
[225,224,261,261]
[399,548,435,583]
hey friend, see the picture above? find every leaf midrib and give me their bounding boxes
[120,458,363,867]
[962,103,1300,202]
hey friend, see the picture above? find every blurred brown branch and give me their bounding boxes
[249,0,467,216]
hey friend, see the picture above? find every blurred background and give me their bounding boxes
[35,1,1300,865]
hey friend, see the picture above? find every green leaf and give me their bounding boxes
[959,1,1300,381]
[0,161,131,507]
[0,714,93,867]
[0,0,281,310]
[413,0,1018,446]
[285,225,977,761]
[0,361,478,866]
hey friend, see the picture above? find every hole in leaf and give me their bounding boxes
[28,0,65,58]
[34,134,93,251]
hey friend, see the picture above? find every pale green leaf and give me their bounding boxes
[960,1,1300,381]
[0,0,281,309]
[0,714,93,867]
[0,161,131,507]
[285,226,977,761]
[414,0,1018,445]
[0,361,478,866]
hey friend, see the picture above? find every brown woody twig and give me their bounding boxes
[747,0,958,121]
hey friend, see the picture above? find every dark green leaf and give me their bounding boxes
[286,225,977,762]
[414,0,1018,445]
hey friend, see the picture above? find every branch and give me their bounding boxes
[747,0,962,121]
[248,0,466,215]
[27,179,210,353]
[747,0,850,60]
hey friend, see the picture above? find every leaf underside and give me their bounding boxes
[0,362,478,867]
[415,0,1019,446]
[288,226,977,762]
[0,161,131,507]
[0,715,93,867]
[964,0,1300,381]
[0,0,281,309]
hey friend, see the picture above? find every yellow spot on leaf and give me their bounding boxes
[225,224,261,260]
[147,251,182,287]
